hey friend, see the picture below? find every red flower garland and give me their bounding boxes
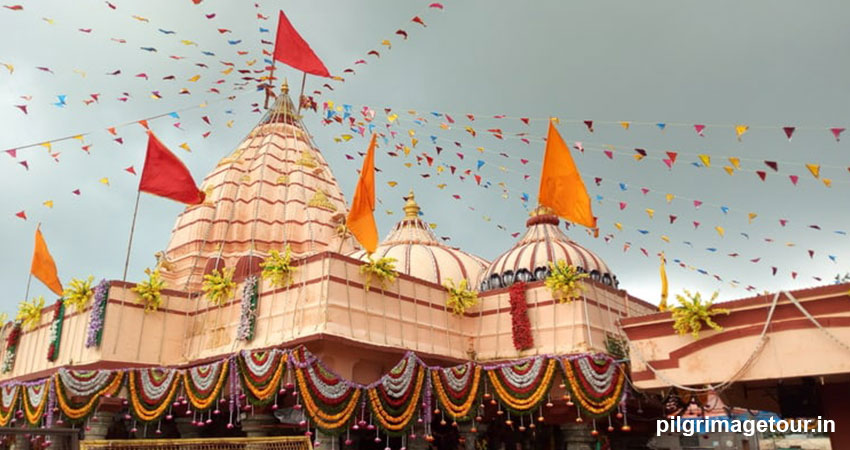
[508,282,533,350]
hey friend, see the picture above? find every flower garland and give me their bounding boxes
[292,348,361,435]
[486,356,556,415]
[202,267,237,306]
[366,353,425,435]
[85,280,109,348]
[260,246,297,288]
[47,300,65,362]
[2,324,22,373]
[508,281,534,351]
[236,276,259,341]
[129,368,181,423]
[0,385,19,426]
[22,380,50,426]
[184,360,229,411]
[54,369,123,423]
[560,355,626,418]
[236,349,286,406]
[444,279,478,316]
[431,363,481,421]
[63,276,95,313]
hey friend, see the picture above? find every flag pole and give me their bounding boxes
[111,189,142,353]
[296,71,307,114]
[264,62,277,110]
[24,223,41,300]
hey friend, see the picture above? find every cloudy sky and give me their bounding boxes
[1,0,849,317]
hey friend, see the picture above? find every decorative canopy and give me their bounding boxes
[350,190,488,286]
[159,83,356,290]
[479,206,617,291]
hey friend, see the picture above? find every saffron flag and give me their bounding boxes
[139,131,205,204]
[31,227,63,296]
[346,134,379,253]
[658,253,669,312]
[273,10,330,77]
[538,121,596,228]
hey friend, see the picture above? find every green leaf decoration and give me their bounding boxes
[359,256,398,292]
[132,268,166,313]
[544,260,589,303]
[444,279,478,316]
[202,267,236,306]
[260,246,297,288]
[62,275,95,312]
[671,290,730,338]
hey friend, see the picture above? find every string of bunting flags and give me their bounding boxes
[0,346,629,445]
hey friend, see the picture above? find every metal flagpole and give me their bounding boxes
[23,224,39,301]
[296,72,307,114]
[110,190,142,354]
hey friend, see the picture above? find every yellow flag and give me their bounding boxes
[823,178,832,187]
[748,213,757,223]
[645,208,655,219]
[715,226,725,237]
[188,74,201,82]
[806,164,820,178]
[728,157,741,169]
[698,154,711,167]
[346,134,379,253]
[735,125,749,140]
[538,121,596,228]
[620,121,630,130]
[665,193,674,203]
[99,177,110,186]
[723,166,735,176]
[31,227,63,296]
[43,200,54,208]
[659,253,669,312]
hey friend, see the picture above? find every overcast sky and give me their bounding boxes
[1,0,849,317]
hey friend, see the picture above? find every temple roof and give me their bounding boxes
[159,85,357,291]
[350,190,488,286]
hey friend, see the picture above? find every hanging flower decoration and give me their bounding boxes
[132,268,165,313]
[236,349,286,406]
[54,369,123,423]
[62,276,95,313]
[560,355,626,418]
[366,353,425,435]
[85,280,110,348]
[236,276,259,341]
[22,380,50,426]
[544,260,588,303]
[128,368,181,423]
[17,296,45,331]
[202,267,237,306]
[431,363,481,421]
[486,356,556,415]
[292,348,362,435]
[184,360,229,412]
[46,300,65,362]
[2,324,22,374]
[260,246,297,288]
[444,279,478,316]
[672,290,730,338]
[359,255,398,292]
[508,281,534,351]
[0,385,19,426]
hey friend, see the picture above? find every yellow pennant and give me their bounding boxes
[619,121,630,130]
[728,157,741,169]
[41,142,52,151]
[436,183,447,189]
[340,134,353,141]
[645,208,655,219]
[403,162,413,168]
[226,120,234,128]
[614,222,623,231]
[436,166,445,173]
[179,143,191,152]
[408,129,415,137]
[246,59,257,66]
[660,235,670,243]
[806,163,820,178]
[698,154,711,167]
[43,200,54,208]
[665,193,674,203]
[748,212,757,223]
[715,226,725,237]
[403,146,411,155]
[99,177,110,186]
[823,178,832,187]
[723,166,735,176]
[735,125,749,140]
[387,181,398,187]
[387,113,398,123]
[476,147,485,153]
[550,117,560,124]
[411,138,418,147]
[188,74,201,82]
[429,223,438,229]
[72,135,84,141]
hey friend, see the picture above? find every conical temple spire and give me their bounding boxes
[159,85,355,291]
[403,189,421,218]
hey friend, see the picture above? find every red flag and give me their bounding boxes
[139,131,204,204]
[273,10,330,77]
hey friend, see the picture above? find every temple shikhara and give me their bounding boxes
[2,7,849,450]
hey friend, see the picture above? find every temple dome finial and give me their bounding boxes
[403,189,420,218]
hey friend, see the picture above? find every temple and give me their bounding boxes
[2,85,847,450]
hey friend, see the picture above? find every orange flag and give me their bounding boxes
[538,121,597,228]
[346,134,379,253]
[31,226,63,296]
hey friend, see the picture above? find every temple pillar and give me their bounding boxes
[240,413,278,438]
[561,423,594,450]
[175,417,203,439]
[83,411,114,441]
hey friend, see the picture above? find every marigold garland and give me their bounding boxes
[366,354,425,435]
[508,281,534,351]
[47,300,65,362]
[129,368,181,423]
[183,360,229,411]
[54,369,123,423]
[236,349,286,406]
[22,380,50,426]
[431,363,481,421]
[0,384,19,426]
[560,355,626,417]
[486,357,556,415]
[292,348,361,435]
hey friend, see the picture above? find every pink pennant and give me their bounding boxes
[693,221,700,229]
[114,137,124,144]
[808,250,814,258]
[783,127,795,140]
[603,150,613,159]
[662,159,673,169]
[764,161,778,171]
[466,114,475,121]
[693,200,702,208]
[72,189,81,195]
[583,120,593,132]
[619,202,627,210]
[520,118,529,125]
[772,267,777,276]
[18,160,28,170]
[789,175,799,185]
[15,211,26,220]
[574,142,584,152]
[756,171,766,181]
[124,166,136,175]
[640,188,649,195]
[5,149,16,158]
[669,215,677,224]
[750,258,760,263]
[594,177,602,186]
[694,124,706,136]
[831,127,845,141]
[665,151,678,163]
[779,219,788,227]
[791,271,798,279]
[520,159,529,165]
